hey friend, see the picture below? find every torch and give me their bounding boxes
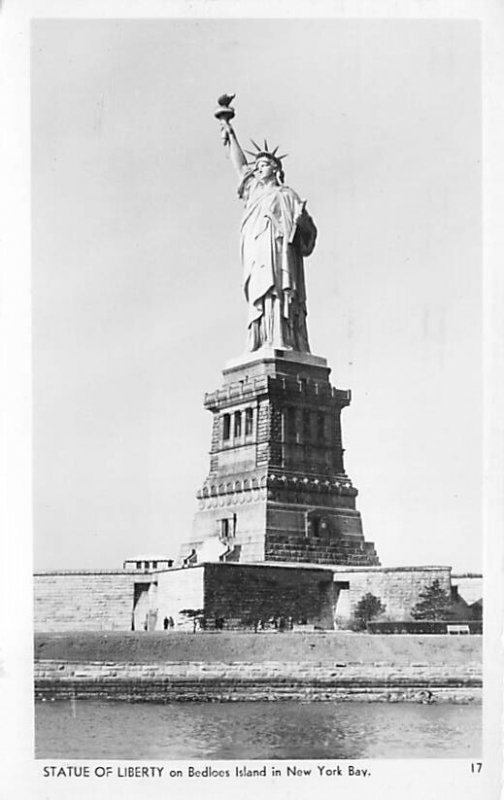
[214,93,236,146]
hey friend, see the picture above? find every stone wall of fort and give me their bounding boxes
[34,564,481,632]
[202,562,334,629]
[34,571,148,632]
[155,565,205,628]
[332,566,452,625]
[452,574,483,605]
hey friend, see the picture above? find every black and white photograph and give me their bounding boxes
[1,2,502,799]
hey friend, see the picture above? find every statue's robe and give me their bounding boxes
[238,170,317,352]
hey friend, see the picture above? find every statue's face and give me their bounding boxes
[255,158,276,181]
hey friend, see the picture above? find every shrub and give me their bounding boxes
[354,593,386,630]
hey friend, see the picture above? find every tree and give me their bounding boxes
[411,580,454,621]
[179,608,205,632]
[355,593,386,629]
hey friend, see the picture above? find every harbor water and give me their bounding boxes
[35,699,481,760]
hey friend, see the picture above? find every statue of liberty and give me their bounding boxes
[215,95,317,353]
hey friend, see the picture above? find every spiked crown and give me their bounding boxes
[244,138,288,174]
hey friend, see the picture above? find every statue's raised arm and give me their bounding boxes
[226,125,248,178]
[214,94,247,177]
[214,94,317,354]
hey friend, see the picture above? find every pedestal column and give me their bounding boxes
[179,348,380,567]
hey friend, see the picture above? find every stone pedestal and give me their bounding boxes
[180,347,380,567]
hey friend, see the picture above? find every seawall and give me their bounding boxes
[35,631,482,703]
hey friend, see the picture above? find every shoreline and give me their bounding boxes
[36,682,482,705]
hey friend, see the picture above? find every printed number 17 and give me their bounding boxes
[471,762,482,773]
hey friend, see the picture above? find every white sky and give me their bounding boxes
[32,18,481,572]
